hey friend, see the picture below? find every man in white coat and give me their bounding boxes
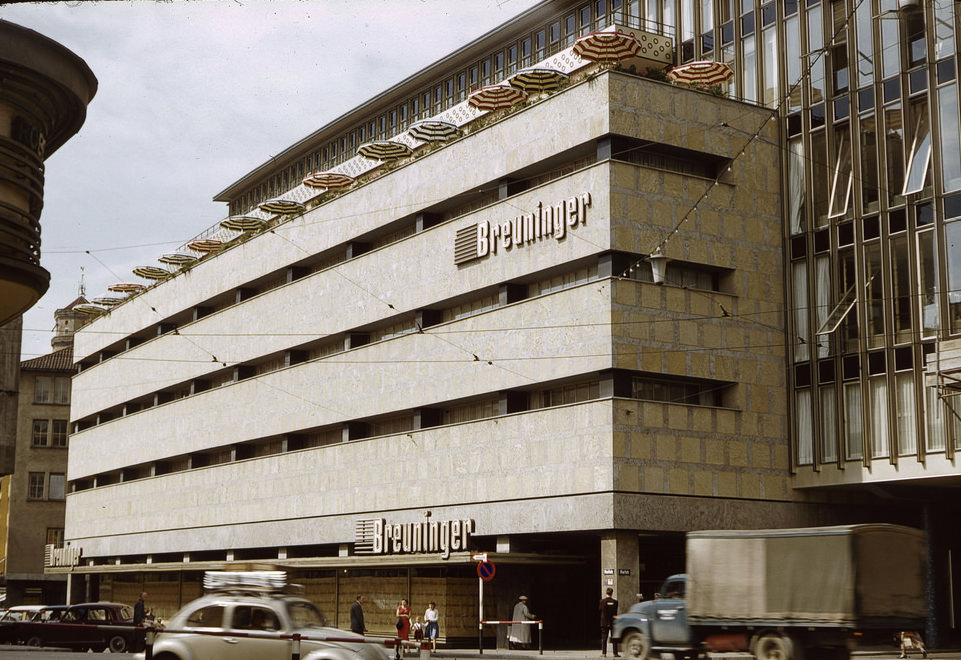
[509,595,536,649]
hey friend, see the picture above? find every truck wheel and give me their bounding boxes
[621,631,651,660]
[108,634,128,652]
[754,633,801,660]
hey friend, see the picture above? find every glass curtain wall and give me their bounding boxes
[650,1,960,469]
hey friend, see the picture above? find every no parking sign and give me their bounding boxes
[477,560,496,581]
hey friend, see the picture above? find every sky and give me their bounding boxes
[3,0,543,360]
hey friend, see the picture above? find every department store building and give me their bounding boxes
[56,0,961,647]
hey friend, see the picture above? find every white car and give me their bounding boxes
[150,572,392,660]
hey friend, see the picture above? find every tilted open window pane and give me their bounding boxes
[902,105,931,196]
[829,133,853,217]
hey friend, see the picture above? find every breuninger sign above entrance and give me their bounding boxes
[455,192,592,265]
[355,518,475,559]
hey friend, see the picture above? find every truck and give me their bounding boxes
[611,524,926,660]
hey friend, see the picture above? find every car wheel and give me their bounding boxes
[108,634,128,653]
[152,653,181,660]
[25,636,42,647]
[754,633,801,660]
[621,631,651,660]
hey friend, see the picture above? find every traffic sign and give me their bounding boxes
[472,552,488,562]
[477,560,496,581]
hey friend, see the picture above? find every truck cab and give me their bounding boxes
[612,574,694,659]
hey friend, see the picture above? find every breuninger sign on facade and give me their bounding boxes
[355,518,474,559]
[454,191,592,265]
[476,192,592,257]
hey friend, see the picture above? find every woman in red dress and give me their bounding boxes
[396,599,412,645]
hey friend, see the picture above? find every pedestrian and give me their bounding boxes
[599,587,619,657]
[424,601,440,651]
[133,592,147,652]
[396,599,411,654]
[351,594,366,635]
[412,616,424,642]
[509,595,536,650]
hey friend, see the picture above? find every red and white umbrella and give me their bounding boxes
[75,304,107,315]
[92,297,124,307]
[509,67,569,93]
[92,296,123,307]
[667,61,735,86]
[221,215,267,231]
[186,239,224,254]
[357,140,413,161]
[158,252,198,266]
[468,84,527,111]
[107,282,146,294]
[407,119,461,143]
[573,31,642,62]
[133,266,171,280]
[258,198,305,215]
[303,171,355,190]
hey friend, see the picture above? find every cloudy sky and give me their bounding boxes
[4,0,542,359]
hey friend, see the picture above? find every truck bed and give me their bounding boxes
[685,524,926,627]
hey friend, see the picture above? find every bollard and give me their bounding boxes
[478,622,483,655]
[291,632,301,660]
[420,640,430,660]
[144,628,155,660]
[538,621,543,655]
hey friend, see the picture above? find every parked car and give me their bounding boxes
[15,601,136,652]
[151,571,392,660]
[0,606,46,643]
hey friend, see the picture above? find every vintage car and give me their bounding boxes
[0,606,46,643]
[15,601,136,652]
[151,571,393,660]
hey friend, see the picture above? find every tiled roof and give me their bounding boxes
[20,346,75,372]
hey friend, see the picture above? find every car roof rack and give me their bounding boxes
[203,571,288,594]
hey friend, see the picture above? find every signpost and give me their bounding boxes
[474,553,494,654]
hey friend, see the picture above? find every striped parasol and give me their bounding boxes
[75,304,107,315]
[258,199,305,215]
[509,67,569,93]
[407,119,461,143]
[468,84,527,111]
[133,266,171,280]
[91,296,123,307]
[107,283,146,294]
[186,239,224,254]
[573,30,642,62]
[303,171,356,190]
[357,140,413,161]
[221,215,267,232]
[158,253,198,266]
[667,61,735,86]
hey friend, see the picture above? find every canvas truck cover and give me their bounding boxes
[685,524,925,626]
